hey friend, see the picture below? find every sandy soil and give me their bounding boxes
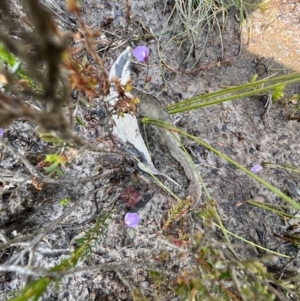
[1,0,300,300]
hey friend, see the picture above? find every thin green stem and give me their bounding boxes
[142,119,300,211]
[263,162,300,174]
[134,157,182,202]
[167,73,300,114]
[213,222,291,259]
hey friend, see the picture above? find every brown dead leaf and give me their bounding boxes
[32,177,44,190]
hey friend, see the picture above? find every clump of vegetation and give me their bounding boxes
[149,0,250,71]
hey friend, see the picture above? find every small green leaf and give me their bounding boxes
[0,43,40,90]
[79,97,93,107]
[75,115,86,127]
[39,133,63,144]
[44,162,59,173]
[45,154,60,163]
[56,166,65,177]
[11,61,22,74]
[60,197,70,206]
[0,43,17,66]
[250,74,258,83]
[273,84,285,101]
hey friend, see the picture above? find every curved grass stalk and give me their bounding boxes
[167,72,300,114]
[134,157,182,202]
[175,133,294,257]
[142,118,300,211]
[212,222,291,259]
[263,162,300,174]
[172,134,232,246]
[171,134,233,247]
[168,72,286,109]
[137,132,237,253]
[247,200,300,219]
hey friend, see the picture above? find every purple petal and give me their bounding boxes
[0,128,3,137]
[132,46,149,63]
[124,212,140,228]
[251,164,263,174]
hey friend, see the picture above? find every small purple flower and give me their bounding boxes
[0,128,3,137]
[251,164,263,174]
[124,212,140,228]
[132,46,149,63]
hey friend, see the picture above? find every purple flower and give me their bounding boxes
[124,212,140,228]
[0,128,3,137]
[132,46,149,63]
[251,164,263,174]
